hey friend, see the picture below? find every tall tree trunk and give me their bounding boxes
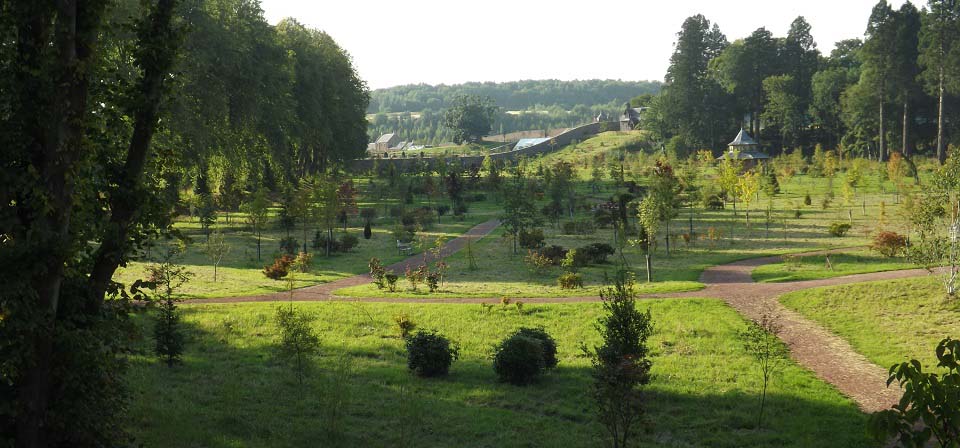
[645,253,653,282]
[87,0,180,308]
[879,90,887,162]
[17,0,97,443]
[937,66,946,164]
[902,98,910,157]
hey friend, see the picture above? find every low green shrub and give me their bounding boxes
[369,257,385,289]
[518,228,546,249]
[384,272,399,292]
[562,220,596,235]
[493,334,545,385]
[524,250,553,274]
[279,237,299,255]
[513,327,558,369]
[579,243,615,264]
[558,272,583,289]
[393,313,416,338]
[540,245,568,265]
[703,193,725,210]
[828,222,851,237]
[339,233,359,252]
[426,272,440,292]
[406,330,459,378]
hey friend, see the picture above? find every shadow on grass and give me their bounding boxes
[126,310,876,448]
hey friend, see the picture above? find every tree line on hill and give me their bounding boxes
[367,80,661,145]
[642,1,960,163]
[0,0,368,445]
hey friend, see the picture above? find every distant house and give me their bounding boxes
[619,103,645,131]
[374,133,400,152]
[717,128,769,171]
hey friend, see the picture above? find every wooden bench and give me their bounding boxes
[397,240,414,256]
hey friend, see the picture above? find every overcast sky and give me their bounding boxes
[260,0,913,90]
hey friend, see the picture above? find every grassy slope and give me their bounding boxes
[752,250,915,283]
[780,276,959,370]
[128,299,871,447]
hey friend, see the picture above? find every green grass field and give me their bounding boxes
[124,129,928,301]
[752,249,915,283]
[113,199,500,298]
[128,299,872,447]
[780,276,959,369]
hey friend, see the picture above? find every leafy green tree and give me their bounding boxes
[869,338,960,447]
[739,313,788,428]
[861,0,899,161]
[892,2,922,157]
[811,66,859,149]
[313,177,340,257]
[636,161,681,281]
[441,95,498,144]
[918,0,960,163]
[781,16,821,122]
[0,1,182,443]
[195,170,217,237]
[274,304,321,385]
[712,28,779,140]
[201,229,231,282]
[241,188,270,261]
[501,179,543,255]
[762,75,804,148]
[587,271,654,448]
[147,246,194,368]
[656,14,731,150]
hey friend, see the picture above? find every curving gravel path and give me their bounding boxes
[187,222,930,413]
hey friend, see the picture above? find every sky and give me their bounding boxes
[260,0,914,91]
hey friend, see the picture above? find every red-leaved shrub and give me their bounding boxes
[871,231,907,258]
[264,255,294,280]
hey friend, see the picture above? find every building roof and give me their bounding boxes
[718,150,770,160]
[728,128,758,147]
[376,133,397,144]
[514,137,550,151]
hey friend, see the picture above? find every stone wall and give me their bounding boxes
[349,121,619,172]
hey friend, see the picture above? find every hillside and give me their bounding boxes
[368,79,661,113]
[366,79,660,145]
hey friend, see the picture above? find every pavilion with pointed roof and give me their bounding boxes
[718,128,769,170]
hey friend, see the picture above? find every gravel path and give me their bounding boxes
[187,231,928,413]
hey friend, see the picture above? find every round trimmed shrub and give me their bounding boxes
[406,330,459,377]
[828,222,851,237]
[493,334,545,385]
[513,327,558,369]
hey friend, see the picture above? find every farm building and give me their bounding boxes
[619,103,645,131]
[374,133,400,152]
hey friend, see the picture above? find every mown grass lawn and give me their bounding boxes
[780,276,959,369]
[113,201,498,299]
[752,250,915,283]
[127,299,873,447]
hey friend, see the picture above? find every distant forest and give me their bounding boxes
[367,80,661,144]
